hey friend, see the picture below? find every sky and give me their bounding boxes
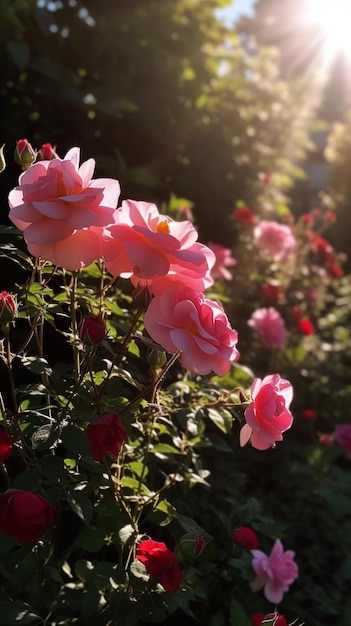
[215,0,256,25]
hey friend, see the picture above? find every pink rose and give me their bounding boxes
[102,200,215,293]
[240,374,293,450]
[8,147,120,269]
[334,423,351,456]
[143,283,239,375]
[250,538,298,604]
[248,308,286,349]
[208,243,236,280]
[254,220,296,263]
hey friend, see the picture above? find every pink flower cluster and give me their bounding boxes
[254,220,296,263]
[8,146,240,376]
[250,539,298,604]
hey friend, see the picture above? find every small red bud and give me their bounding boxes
[0,292,17,323]
[79,314,106,345]
[14,139,36,170]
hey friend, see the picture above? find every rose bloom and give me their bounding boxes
[208,243,236,280]
[86,413,127,461]
[254,220,296,263]
[232,206,256,225]
[233,526,259,550]
[0,429,12,462]
[248,308,286,349]
[0,490,57,543]
[143,283,239,376]
[102,200,215,293]
[250,539,298,604]
[136,539,183,593]
[8,147,120,269]
[240,374,294,451]
[334,423,351,456]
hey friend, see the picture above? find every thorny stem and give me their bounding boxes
[133,350,181,518]
[69,271,81,384]
[96,310,143,401]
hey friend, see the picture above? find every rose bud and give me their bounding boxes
[0,291,17,324]
[79,313,106,345]
[14,139,36,170]
[86,413,127,460]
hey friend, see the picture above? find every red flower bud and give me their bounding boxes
[14,139,36,170]
[0,429,12,462]
[86,413,127,460]
[298,318,314,336]
[79,314,106,345]
[233,526,259,549]
[301,409,317,420]
[0,291,17,323]
[39,143,57,160]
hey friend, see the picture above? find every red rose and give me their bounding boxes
[261,283,281,301]
[0,490,57,543]
[136,539,183,593]
[298,318,314,336]
[0,429,12,462]
[0,291,17,323]
[233,526,259,550]
[232,206,256,225]
[79,313,106,345]
[86,413,127,460]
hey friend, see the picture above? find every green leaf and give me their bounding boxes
[12,468,40,491]
[206,407,233,434]
[7,40,30,70]
[0,601,39,623]
[62,425,89,455]
[67,491,93,525]
[22,356,52,376]
[118,524,137,546]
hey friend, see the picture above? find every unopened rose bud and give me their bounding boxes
[0,144,6,173]
[39,143,58,161]
[131,285,153,311]
[0,292,17,324]
[147,348,167,373]
[79,313,106,345]
[14,139,37,171]
[178,532,207,559]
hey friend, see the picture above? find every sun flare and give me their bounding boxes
[305,0,351,63]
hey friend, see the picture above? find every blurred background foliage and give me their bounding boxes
[1,1,351,624]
